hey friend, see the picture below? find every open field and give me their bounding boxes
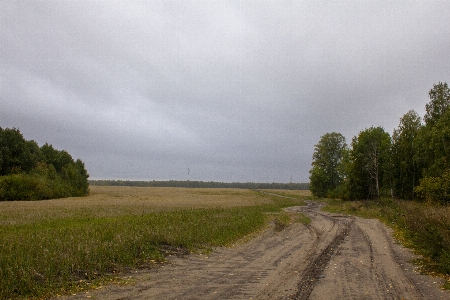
[0,187,310,225]
[0,186,308,299]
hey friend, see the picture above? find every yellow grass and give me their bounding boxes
[0,186,284,225]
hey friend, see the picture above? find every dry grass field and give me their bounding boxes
[0,186,309,299]
[0,186,310,225]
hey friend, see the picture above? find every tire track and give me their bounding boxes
[291,219,353,300]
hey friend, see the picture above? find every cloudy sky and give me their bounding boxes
[1,1,449,183]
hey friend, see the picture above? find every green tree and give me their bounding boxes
[391,110,422,199]
[309,132,348,197]
[0,127,90,201]
[347,127,391,200]
[423,109,450,177]
[415,169,450,203]
[0,127,25,175]
[414,82,450,203]
[415,83,450,176]
[424,82,450,126]
[61,159,90,196]
[0,128,40,175]
[415,109,450,203]
[75,159,90,195]
[21,140,42,173]
[41,143,73,174]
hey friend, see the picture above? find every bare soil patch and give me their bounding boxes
[58,201,449,299]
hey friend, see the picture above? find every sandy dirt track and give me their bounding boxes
[59,201,449,299]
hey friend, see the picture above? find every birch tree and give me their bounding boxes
[347,127,391,200]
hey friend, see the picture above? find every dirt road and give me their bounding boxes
[60,201,449,299]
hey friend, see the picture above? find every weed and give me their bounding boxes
[295,213,311,225]
[274,213,290,231]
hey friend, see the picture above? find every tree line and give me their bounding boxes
[310,82,450,203]
[90,180,310,190]
[0,127,89,200]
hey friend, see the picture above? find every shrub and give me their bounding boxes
[327,184,348,200]
[415,169,450,203]
[402,203,450,274]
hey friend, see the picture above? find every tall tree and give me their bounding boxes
[391,110,422,199]
[309,132,348,197]
[427,109,450,176]
[0,128,40,175]
[424,82,450,126]
[416,82,450,175]
[414,108,450,203]
[347,127,391,200]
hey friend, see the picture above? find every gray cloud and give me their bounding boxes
[1,1,449,182]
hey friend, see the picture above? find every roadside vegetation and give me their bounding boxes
[309,82,450,286]
[0,187,307,299]
[0,127,89,200]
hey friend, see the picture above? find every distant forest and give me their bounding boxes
[89,180,309,190]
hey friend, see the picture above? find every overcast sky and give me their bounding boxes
[1,1,449,183]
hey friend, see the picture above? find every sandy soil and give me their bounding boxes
[58,201,449,299]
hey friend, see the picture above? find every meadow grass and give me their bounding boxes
[0,187,307,299]
[321,197,450,287]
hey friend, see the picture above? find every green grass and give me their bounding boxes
[294,212,311,225]
[321,197,450,287]
[0,189,305,299]
[273,212,311,231]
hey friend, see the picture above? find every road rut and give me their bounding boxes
[58,201,449,299]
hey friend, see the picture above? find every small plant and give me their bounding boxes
[272,211,311,231]
[274,213,290,231]
[295,213,311,225]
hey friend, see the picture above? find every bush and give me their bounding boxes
[415,169,450,203]
[0,162,88,201]
[0,173,58,201]
[402,203,450,274]
[327,184,348,199]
